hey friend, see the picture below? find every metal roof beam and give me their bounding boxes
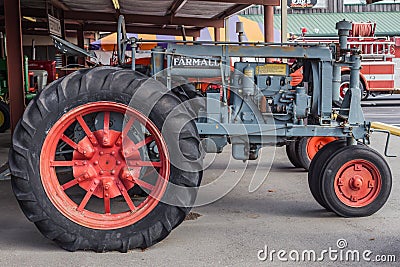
[20,9,223,28]
[12,20,200,36]
[214,4,249,19]
[124,14,223,28]
[63,11,223,28]
[83,24,201,37]
[167,0,188,15]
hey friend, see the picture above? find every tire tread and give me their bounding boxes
[9,67,202,252]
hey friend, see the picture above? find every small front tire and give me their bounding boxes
[286,138,302,168]
[321,145,392,217]
[296,136,337,171]
[308,140,347,210]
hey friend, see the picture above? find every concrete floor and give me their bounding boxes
[0,130,399,266]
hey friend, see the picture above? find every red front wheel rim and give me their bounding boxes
[340,82,349,100]
[306,137,337,160]
[334,159,382,208]
[40,102,170,230]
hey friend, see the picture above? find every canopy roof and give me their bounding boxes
[90,14,282,51]
[0,0,280,37]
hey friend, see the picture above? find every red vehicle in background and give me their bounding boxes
[294,22,400,100]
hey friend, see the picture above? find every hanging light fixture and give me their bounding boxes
[112,0,120,10]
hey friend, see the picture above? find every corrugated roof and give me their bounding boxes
[0,0,272,37]
[242,12,400,37]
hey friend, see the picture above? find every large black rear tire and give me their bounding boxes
[9,67,203,252]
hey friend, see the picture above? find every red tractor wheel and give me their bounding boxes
[9,67,202,252]
[40,102,170,230]
[320,145,392,217]
[308,140,347,210]
[296,136,338,171]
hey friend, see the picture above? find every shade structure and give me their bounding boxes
[90,15,282,51]
[90,33,180,51]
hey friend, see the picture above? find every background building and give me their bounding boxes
[239,0,400,38]
[241,0,400,14]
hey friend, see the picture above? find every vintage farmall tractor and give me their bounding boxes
[9,17,392,252]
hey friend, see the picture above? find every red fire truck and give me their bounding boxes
[295,22,400,100]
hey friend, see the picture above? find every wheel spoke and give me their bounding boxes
[77,191,93,212]
[104,111,110,132]
[122,191,137,212]
[55,150,74,155]
[77,181,98,212]
[102,180,113,214]
[61,179,78,190]
[135,179,155,191]
[61,134,78,150]
[128,160,162,168]
[102,112,111,146]
[116,181,137,212]
[76,115,98,145]
[40,101,171,229]
[135,136,154,149]
[141,168,157,180]
[122,117,135,138]
[104,195,111,214]
[50,161,75,167]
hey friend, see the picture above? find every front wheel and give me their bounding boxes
[320,145,392,217]
[285,138,302,168]
[296,136,337,171]
[308,140,347,210]
[9,67,202,252]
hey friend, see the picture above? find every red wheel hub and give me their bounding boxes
[340,82,349,99]
[72,130,141,200]
[40,102,170,230]
[306,137,337,160]
[334,160,382,207]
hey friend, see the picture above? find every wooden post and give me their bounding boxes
[214,27,221,42]
[264,5,274,43]
[264,5,275,63]
[77,25,85,66]
[4,0,25,132]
